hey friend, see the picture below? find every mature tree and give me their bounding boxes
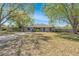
[9,11,34,31]
[44,3,79,34]
[8,4,35,31]
[0,3,34,31]
[0,3,19,31]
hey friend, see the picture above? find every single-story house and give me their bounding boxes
[24,24,54,32]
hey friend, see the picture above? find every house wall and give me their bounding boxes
[25,27,53,32]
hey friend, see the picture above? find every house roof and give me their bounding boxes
[27,24,53,28]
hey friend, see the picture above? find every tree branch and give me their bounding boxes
[63,4,73,26]
[0,7,18,25]
[0,3,5,22]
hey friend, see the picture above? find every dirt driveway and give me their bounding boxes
[0,32,79,56]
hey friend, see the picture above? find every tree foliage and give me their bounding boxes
[0,3,35,31]
[0,3,34,29]
[44,3,79,34]
[9,11,33,27]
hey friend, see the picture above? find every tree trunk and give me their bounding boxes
[0,25,2,31]
[72,25,78,34]
[18,25,24,32]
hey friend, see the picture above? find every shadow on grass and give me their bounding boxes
[29,33,52,42]
[0,33,52,56]
[54,32,79,42]
[19,33,52,49]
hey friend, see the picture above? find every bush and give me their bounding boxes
[77,27,79,32]
[53,29,63,32]
[2,27,8,32]
[12,27,19,32]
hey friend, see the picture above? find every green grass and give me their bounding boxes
[56,32,79,41]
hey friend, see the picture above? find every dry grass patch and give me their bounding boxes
[0,32,79,56]
[0,31,14,36]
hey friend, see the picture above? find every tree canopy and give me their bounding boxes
[0,3,35,31]
[44,3,79,34]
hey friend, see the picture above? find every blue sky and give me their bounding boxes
[33,3,68,27]
[33,3,49,24]
[4,3,68,27]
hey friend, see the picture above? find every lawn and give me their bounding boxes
[0,31,14,36]
[0,32,79,56]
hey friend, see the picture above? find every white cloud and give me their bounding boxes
[33,13,49,24]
